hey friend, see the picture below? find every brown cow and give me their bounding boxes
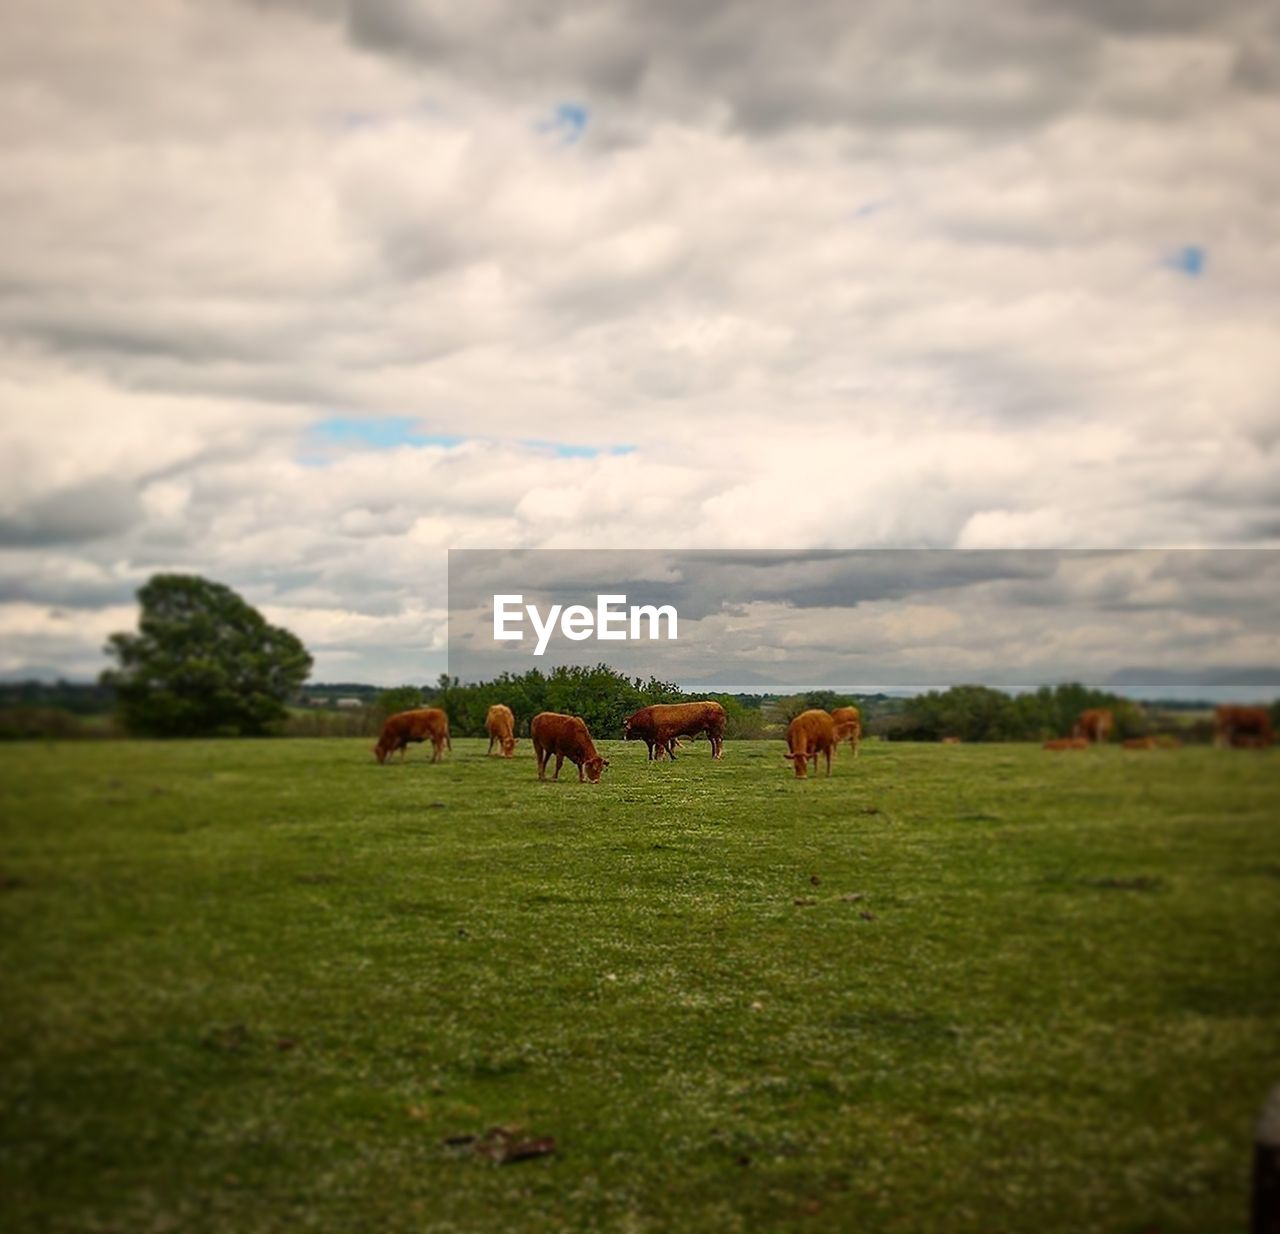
[485,703,518,758]
[830,706,862,758]
[624,701,726,761]
[1122,736,1158,750]
[784,709,837,778]
[373,708,451,764]
[1073,709,1114,744]
[1214,705,1275,749]
[941,736,962,745]
[531,712,610,783]
[1043,736,1089,750]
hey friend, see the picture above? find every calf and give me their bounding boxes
[830,706,862,758]
[624,701,727,761]
[373,708,451,764]
[531,712,609,783]
[1073,708,1114,744]
[784,709,837,778]
[1214,704,1274,749]
[485,703,518,758]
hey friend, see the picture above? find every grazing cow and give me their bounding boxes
[830,706,862,758]
[531,712,610,783]
[1122,736,1158,749]
[624,701,727,761]
[1073,709,1114,744]
[373,708,451,764]
[1215,705,1274,749]
[941,736,962,745]
[1043,736,1089,750]
[485,703,518,758]
[784,709,837,778]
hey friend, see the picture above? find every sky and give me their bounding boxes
[1,0,1278,685]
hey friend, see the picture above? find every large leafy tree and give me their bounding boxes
[102,574,313,737]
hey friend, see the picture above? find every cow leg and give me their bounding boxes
[578,761,585,782]
[646,739,656,761]
[825,747,832,777]
[666,737,677,761]
[553,753,564,780]
[536,747,547,780]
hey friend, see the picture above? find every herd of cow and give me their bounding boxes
[371,700,1274,782]
[1042,704,1275,752]
[372,700,863,780]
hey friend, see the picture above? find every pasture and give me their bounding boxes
[1,737,1278,1233]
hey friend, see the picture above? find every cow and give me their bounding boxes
[1073,708,1114,744]
[623,701,727,761]
[784,708,837,778]
[485,703,518,758]
[1215,705,1275,749]
[830,706,862,758]
[373,708,451,764]
[1043,736,1089,750]
[531,712,610,783]
[1122,736,1158,750]
[652,737,685,761]
[941,736,962,745]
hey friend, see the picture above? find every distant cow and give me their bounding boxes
[1073,709,1114,744]
[1043,736,1089,750]
[531,712,610,783]
[941,736,962,745]
[485,703,518,758]
[1215,705,1274,749]
[830,706,862,758]
[373,708,451,764]
[624,701,726,761]
[784,709,837,778]
[1122,736,1158,750]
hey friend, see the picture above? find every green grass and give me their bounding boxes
[1,738,1278,1233]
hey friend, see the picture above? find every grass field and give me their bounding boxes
[2,737,1278,1233]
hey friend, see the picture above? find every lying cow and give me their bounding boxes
[784,709,837,778]
[1215,704,1274,749]
[1043,736,1089,750]
[1122,736,1158,750]
[485,703,518,758]
[624,701,727,761]
[531,711,610,783]
[373,707,451,764]
[830,706,862,758]
[1073,708,1114,744]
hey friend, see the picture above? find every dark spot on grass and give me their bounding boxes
[1080,876,1163,892]
[957,812,1001,822]
[833,1009,957,1044]
[203,1024,250,1053]
[0,873,28,892]
[427,802,448,809]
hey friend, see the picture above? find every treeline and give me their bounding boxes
[889,683,1145,743]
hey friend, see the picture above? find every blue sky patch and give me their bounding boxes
[311,417,464,450]
[542,102,589,144]
[1166,245,1206,277]
[304,417,633,464]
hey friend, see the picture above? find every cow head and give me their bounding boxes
[784,751,809,778]
[373,741,390,764]
[622,718,634,739]
[584,756,610,783]
[502,736,518,758]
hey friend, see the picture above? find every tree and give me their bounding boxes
[376,686,424,719]
[102,574,313,737]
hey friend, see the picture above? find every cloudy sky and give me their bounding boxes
[2,0,1278,684]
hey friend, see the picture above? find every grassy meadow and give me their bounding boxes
[1,736,1278,1233]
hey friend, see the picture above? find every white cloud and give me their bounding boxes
[0,0,1277,681]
